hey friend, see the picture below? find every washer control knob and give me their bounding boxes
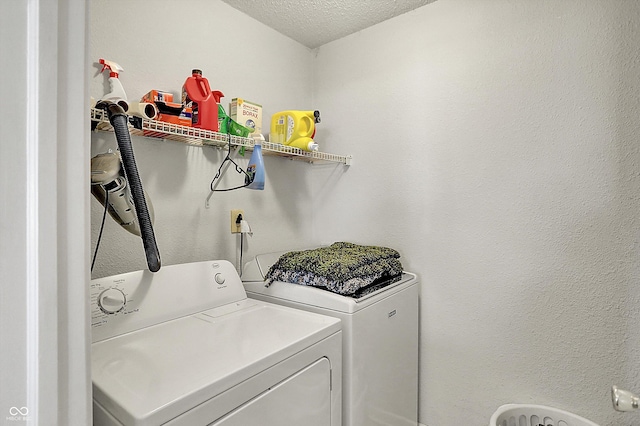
[215,273,225,284]
[98,288,126,314]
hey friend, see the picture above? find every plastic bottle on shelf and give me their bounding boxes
[270,110,320,151]
[287,137,318,151]
[98,58,129,112]
[182,69,224,131]
[245,141,265,190]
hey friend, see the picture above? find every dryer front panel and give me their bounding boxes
[210,358,332,426]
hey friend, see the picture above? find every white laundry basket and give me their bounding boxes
[490,404,600,426]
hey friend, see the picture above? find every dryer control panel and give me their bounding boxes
[91,260,246,343]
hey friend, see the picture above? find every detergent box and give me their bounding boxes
[141,90,175,104]
[229,98,262,135]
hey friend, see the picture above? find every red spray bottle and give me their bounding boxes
[182,69,224,132]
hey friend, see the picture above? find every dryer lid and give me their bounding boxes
[92,300,340,426]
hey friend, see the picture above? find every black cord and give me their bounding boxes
[91,189,109,272]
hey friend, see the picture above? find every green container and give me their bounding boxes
[218,104,230,133]
[219,103,250,136]
[228,119,252,137]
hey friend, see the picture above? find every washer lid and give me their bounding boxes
[92,299,340,426]
[242,252,418,313]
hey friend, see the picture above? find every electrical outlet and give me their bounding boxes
[230,209,244,234]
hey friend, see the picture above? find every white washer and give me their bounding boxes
[242,250,419,426]
[91,260,342,426]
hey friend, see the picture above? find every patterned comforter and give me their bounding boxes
[264,242,404,295]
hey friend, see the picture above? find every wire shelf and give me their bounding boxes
[91,107,352,165]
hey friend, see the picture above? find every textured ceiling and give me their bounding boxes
[221,0,437,49]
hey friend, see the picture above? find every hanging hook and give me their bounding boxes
[205,134,251,208]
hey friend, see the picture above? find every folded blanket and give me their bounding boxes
[264,242,403,295]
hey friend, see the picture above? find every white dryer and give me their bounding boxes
[91,260,342,426]
[242,251,419,426]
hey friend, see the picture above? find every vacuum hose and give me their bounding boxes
[98,101,161,272]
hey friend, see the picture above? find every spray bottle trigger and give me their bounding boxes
[99,59,124,78]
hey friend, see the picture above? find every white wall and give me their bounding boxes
[313,1,640,425]
[89,0,330,278]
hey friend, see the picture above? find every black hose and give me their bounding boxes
[99,101,161,272]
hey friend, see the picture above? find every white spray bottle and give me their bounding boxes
[98,58,129,112]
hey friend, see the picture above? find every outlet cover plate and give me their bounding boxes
[231,209,244,233]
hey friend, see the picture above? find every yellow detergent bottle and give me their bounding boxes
[270,110,320,151]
